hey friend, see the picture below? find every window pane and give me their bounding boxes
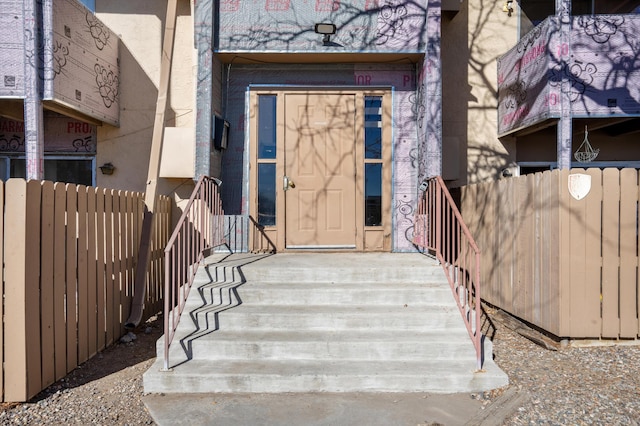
[572,0,592,15]
[365,96,382,159]
[258,95,277,159]
[45,159,93,185]
[0,158,7,180]
[9,158,93,185]
[365,163,382,226]
[257,163,276,226]
[10,158,25,178]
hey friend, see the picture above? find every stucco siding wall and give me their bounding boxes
[217,0,426,53]
[220,63,420,251]
[95,0,195,197]
[460,0,517,185]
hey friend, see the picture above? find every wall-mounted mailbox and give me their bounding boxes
[213,116,229,151]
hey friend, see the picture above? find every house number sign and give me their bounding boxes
[568,173,591,200]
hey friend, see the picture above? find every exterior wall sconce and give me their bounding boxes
[314,23,336,46]
[503,0,514,16]
[99,162,115,175]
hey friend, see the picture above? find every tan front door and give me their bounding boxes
[284,93,357,248]
[249,89,391,252]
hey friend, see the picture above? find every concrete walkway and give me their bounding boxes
[143,388,528,425]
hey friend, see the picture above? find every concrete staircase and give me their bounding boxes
[143,253,508,394]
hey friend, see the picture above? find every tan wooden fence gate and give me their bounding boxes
[1,179,171,402]
[461,168,639,340]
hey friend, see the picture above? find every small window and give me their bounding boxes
[258,95,277,159]
[257,163,276,226]
[4,157,94,185]
[365,163,382,226]
[256,94,278,226]
[364,95,384,227]
[364,96,382,159]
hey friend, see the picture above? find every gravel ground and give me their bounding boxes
[0,315,161,425]
[1,308,640,425]
[487,305,640,425]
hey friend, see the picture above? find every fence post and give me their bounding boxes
[4,180,42,401]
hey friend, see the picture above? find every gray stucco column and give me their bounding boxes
[556,0,573,169]
[423,0,442,179]
[194,0,214,178]
[23,0,45,180]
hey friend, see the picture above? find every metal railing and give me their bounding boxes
[163,176,225,370]
[413,176,483,370]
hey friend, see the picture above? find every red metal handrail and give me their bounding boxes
[163,176,225,370]
[413,176,483,370]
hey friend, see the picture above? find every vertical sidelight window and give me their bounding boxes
[364,96,382,159]
[365,163,382,226]
[364,96,383,226]
[257,95,277,226]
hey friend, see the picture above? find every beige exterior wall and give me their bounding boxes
[95,0,196,206]
[443,0,519,186]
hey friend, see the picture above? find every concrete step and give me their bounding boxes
[190,304,465,331]
[240,253,446,284]
[195,280,455,306]
[144,357,507,394]
[186,329,474,361]
[144,253,509,395]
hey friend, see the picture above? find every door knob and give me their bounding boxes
[283,176,296,191]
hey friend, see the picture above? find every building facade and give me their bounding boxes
[2,0,639,252]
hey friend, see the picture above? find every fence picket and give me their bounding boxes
[583,168,602,337]
[119,191,129,335]
[546,170,561,336]
[77,186,89,364]
[558,169,572,335]
[25,181,43,398]
[104,190,114,346]
[96,189,106,351]
[40,181,56,388]
[565,169,589,336]
[532,173,542,326]
[123,192,134,325]
[619,169,637,338]
[4,180,28,401]
[87,187,98,357]
[523,174,536,322]
[53,183,67,380]
[65,184,78,372]
[111,191,122,338]
[602,169,620,338]
[514,175,530,318]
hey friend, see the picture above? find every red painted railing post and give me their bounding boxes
[162,176,225,370]
[412,176,483,370]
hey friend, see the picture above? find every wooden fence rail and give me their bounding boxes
[1,179,171,402]
[461,168,640,340]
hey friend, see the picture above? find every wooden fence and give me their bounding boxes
[461,168,640,340]
[1,179,171,402]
